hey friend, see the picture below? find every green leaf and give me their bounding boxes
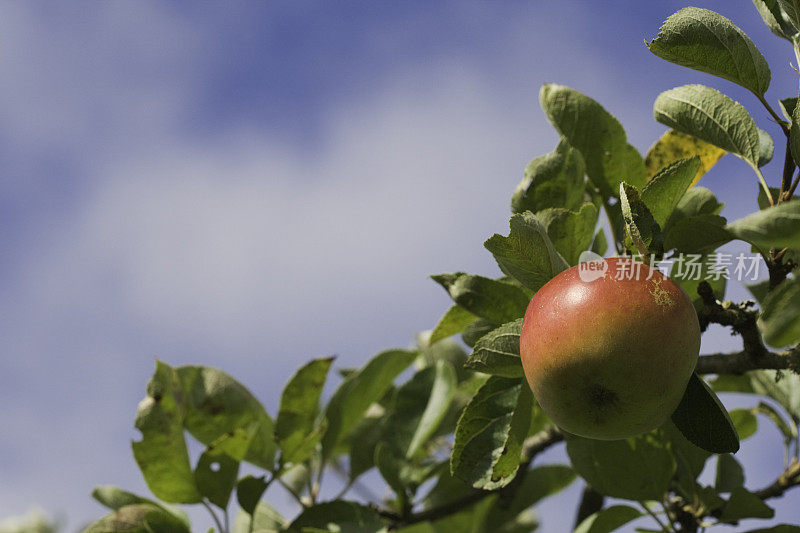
[511,138,586,214]
[485,464,576,523]
[645,129,725,185]
[754,401,797,443]
[176,365,277,469]
[653,84,761,168]
[665,186,724,229]
[461,318,497,348]
[484,212,568,292]
[759,268,800,347]
[753,0,800,41]
[450,377,532,489]
[236,475,268,516]
[83,504,191,533]
[671,373,740,453]
[648,7,771,95]
[347,407,386,481]
[322,349,417,459]
[715,454,745,493]
[565,430,676,500]
[429,305,478,345]
[641,157,701,227]
[669,253,727,311]
[287,501,386,533]
[90,486,161,511]
[662,420,712,494]
[695,484,727,513]
[194,449,239,509]
[750,370,800,419]
[619,182,662,257]
[388,360,457,458]
[131,362,202,503]
[232,501,285,533]
[536,203,599,266]
[780,0,800,30]
[719,487,775,521]
[745,525,800,532]
[781,96,798,120]
[758,127,775,167]
[758,186,796,210]
[711,374,756,393]
[432,272,531,324]
[591,229,608,256]
[465,319,524,378]
[663,214,732,253]
[574,505,642,533]
[90,487,190,529]
[421,464,479,510]
[375,442,407,497]
[276,357,333,464]
[730,408,759,440]
[540,84,646,197]
[727,199,800,251]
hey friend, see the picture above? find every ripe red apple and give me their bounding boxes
[520,257,700,440]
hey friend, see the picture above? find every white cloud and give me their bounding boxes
[5,2,794,530]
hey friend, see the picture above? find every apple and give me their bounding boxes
[519,257,700,440]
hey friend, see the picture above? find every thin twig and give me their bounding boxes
[757,93,790,137]
[201,499,226,533]
[754,166,775,206]
[789,170,800,197]
[278,478,308,507]
[640,501,672,532]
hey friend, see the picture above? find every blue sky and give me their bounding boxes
[1,1,799,531]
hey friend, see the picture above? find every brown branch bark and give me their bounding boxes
[753,459,800,500]
[696,282,766,357]
[696,346,800,375]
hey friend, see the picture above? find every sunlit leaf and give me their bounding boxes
[648,7,771,95]
[451,377,532,489]
[645,129,724,185]
[654,84,761,169]
[511,138,586,214]
[484,212,569,292]
[540,84,646,197]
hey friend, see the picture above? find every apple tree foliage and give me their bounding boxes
[39,3,800,533]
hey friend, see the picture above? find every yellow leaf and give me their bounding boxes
[645,129,725,186]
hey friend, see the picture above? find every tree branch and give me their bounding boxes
[696,282,766,358]
[756,94,790,137]
[379,427,564,526]
[696,346,800,375]
[753,458,800,500]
